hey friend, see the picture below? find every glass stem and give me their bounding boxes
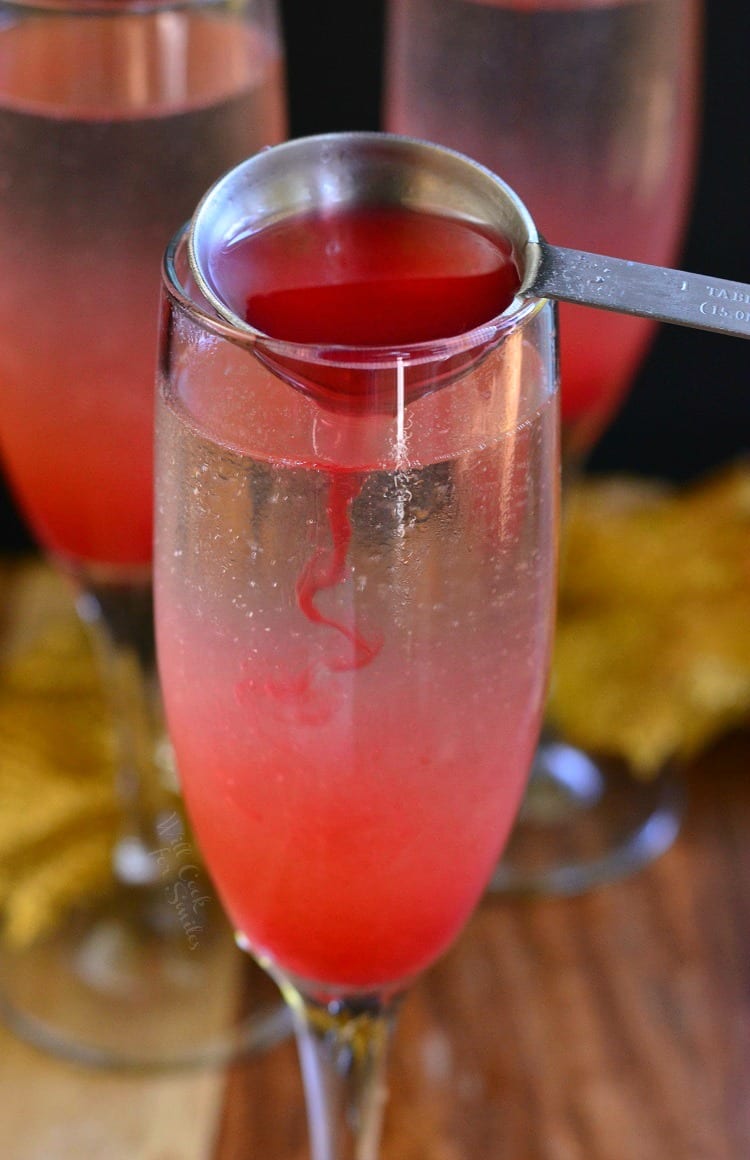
[279,980,401,1160]
[74,575,173,889]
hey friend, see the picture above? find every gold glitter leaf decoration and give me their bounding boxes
[549,462,750,776]
[0,565,117,948]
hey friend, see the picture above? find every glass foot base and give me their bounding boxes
[490,740,684,896]
[0,886,291,1071]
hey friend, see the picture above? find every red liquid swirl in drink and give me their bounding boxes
[225,205,520,676]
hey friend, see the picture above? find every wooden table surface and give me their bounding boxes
[3,727,749,1160]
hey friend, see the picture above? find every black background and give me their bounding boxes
[0,0,747,549]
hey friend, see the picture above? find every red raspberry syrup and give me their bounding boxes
[211,204,521,413]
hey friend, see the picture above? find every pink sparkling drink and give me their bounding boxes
[155,192,558,990]
[0,4,285,569]
[385,0,701,456]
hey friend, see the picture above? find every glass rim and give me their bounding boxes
[162,222,549,372]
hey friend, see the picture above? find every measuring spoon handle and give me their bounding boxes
[530,241,750,340]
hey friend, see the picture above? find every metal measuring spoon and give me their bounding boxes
[188,132,750,343]
[527,243,750,341]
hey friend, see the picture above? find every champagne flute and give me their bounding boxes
[155,133,559,1159]
[0,0,289,1067]
[384,0,702,892]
